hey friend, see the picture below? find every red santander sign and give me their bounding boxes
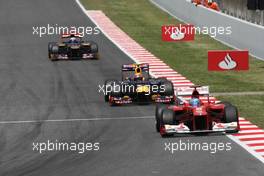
[208,50,249,71]
[162,24,195,41]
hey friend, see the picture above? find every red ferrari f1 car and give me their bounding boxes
[155,86,239,137]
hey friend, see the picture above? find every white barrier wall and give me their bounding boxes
[151,0,264,60]
[219,0,264,25]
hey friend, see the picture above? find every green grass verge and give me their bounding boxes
[81,0,264,92]
[216,95,264,129]
[81,0,264,127]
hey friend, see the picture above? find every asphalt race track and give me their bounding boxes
[0,0,263,175]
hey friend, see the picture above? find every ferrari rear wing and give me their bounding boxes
[175,86,209,97]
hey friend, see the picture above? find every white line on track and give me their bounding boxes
[0,116,154,124]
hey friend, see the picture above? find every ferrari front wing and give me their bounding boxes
[160,122,239,136]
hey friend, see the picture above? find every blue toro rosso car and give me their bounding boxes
[48,33,99,61]
[104,63,175,105]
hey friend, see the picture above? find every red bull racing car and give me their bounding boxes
[104,63,175,105]
[48,33,99,61]
[155,85,239,137]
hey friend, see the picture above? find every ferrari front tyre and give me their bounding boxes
[161,109,175,125]
[223,105,238,123]
[155,104,167,132]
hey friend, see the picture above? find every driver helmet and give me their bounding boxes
[190,90,200,107]
[69,37,77,43]
[190,98,200,107]
[134,73,144,81]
